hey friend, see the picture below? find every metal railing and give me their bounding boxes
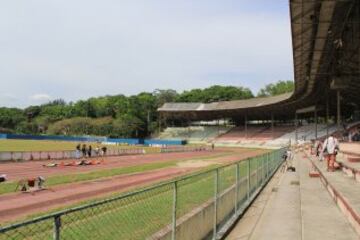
[0,148,285,240]
[0,146,210,162]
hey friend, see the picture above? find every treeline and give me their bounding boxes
[0,81,294,138]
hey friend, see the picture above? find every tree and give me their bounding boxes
[153,89,178,106]
[176,85,254,103]
[257,80,294,97]
[113,114,144,138]
[0,108,25,129]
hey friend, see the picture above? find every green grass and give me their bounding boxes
[0,151,282,240]
[0,150,282,240]
[0,164,244,240]
[0,163,252,240]
[0,139,160,152]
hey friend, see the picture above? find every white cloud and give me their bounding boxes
[29,94,52,105]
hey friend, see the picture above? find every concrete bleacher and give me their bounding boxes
[216,125,294,141]
[214,125,294,148]
[307,150,360,236]
[158,126,231,142]
[226,151,359,240]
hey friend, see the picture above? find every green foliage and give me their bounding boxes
[257,80,294,97]
[176,85,253,103]
[0,108,26,129]
[0,82,292,137]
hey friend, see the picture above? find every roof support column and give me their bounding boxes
[158,113,162,135]
[218,119,220,136]
[271,113,274,139]
[314,106,318,140]
[245,114,248,139]
[295,113,298,143]
[337,90,342,131]
[326,98,329,137]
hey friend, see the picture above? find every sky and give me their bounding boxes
[0,0,293,108]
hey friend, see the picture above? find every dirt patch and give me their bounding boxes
[177,160,216,168]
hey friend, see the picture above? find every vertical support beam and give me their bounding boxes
[271,112,274,139]
[337,90,341,130]
[158,113,162,135]
[235,163,240,214]
[247,159,250,200]
[53,215,61,240]
[171,182,178,240]
[245,114,248,139]
[213,169,219,240]
[218,119,220,136]
[314,106,318,140]
[326,98,330,137]
[295,113,298,143]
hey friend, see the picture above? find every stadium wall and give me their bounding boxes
[0,133,185,146]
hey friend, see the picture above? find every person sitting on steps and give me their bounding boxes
[322,133,339,172]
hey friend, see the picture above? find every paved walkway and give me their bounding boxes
[225,153,358,240]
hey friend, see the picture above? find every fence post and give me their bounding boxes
[262,155,265,183]
[171,181,178,240]
[267,153,270,179]
[53,215,61,240]
[256,157,259,188]
[213,168,219,240]
[247,159,250,200]
[235,163,240,214]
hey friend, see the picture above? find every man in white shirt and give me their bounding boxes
[322,134,339,171]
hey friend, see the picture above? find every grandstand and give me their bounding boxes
[157,125,232,142]
[156,0,360,239]
[158,0,360,147]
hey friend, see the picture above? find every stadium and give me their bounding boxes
[1,0,360,240]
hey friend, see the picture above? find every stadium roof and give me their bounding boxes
[159,0,360,121]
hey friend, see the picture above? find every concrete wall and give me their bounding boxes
[151,178,249,240]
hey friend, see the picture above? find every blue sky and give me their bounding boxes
[0,0,293,108]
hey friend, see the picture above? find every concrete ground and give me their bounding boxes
[225,153,358,240]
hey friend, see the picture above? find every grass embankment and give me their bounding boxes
[0,154,273,240]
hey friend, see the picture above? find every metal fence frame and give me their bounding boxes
[0,146,211,162]
[0,148,285,240]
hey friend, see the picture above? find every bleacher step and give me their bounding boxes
[310,156,360,236]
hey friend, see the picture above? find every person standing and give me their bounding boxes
[88,145,92,158]
[75,144,81,159]
[82,144,87,158]
[322,134,339,172]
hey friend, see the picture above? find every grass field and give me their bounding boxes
[0,151,281,240]
[0,139,159,152]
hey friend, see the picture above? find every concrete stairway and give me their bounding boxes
[225,153,358,240]
[308,153,360,236]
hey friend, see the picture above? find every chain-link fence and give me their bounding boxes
[0,148,285,240]
[0,146,211,162]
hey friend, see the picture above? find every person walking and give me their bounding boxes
[322,134,339,172]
